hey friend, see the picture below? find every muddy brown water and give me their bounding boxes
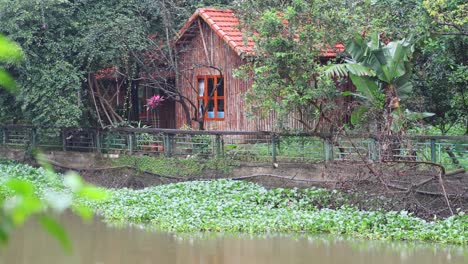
[0,214,466,264]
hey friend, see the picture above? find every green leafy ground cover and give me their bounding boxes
[1,162,467,244]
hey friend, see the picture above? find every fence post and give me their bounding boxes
[2,127,6,145]
[215,134,223,158]
[272,133,277,163]
[324,138,334,162]
[369,138,377,161]
[30,127,37,150]
[62,129,67,151]
[128,132,134,155]
[24,127,36,158]
[430,138,436,162]
[164,133,173,157]
[95,129,101,153]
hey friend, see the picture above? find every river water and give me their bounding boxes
[0,214,466,264]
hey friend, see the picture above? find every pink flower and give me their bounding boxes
[146,95,165,110]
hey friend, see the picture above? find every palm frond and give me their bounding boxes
[346,64,375,77]
[324,63,375,78]
[324,64,349,78]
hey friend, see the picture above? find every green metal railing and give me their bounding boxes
[0,125,467,169]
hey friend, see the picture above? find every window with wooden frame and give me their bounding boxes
[197,76,225,120]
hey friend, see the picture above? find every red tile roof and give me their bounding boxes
[323,43,345,57]
[176,8,255,56]
[176,8,343,58]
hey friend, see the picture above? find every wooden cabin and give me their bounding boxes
[175,8,255,131]
[175,8,350,131]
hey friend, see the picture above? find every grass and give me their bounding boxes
[111,155,238,176]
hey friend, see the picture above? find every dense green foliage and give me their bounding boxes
[412,37,466,134]
[382,0,467,135]
[1,162,467,244]
[236,0,366,131]
[0,0,232,127]
[236,0,466,134]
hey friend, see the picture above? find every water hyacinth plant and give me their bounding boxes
[1,162,467,245]
[84,180,467,244]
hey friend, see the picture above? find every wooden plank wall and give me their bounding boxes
[176,18,248,131]
[175,18,352,132]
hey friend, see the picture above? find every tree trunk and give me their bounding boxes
[178,98,192,129]
[381,84,401,160]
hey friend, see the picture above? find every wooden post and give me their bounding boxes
[62,129,67,151]
[369,139,377,161]
[164,133,173,157]
[215,134,223,158]
[95,130,101,153]
[324,138,334,162]
[163,133,168,156]
[30,127,37,150]
[128,133,134,155]
[272,134,277,163]
[2,127,6,145]
[24,127,36,158]
[430,138,436,162]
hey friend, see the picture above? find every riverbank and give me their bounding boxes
[1,162,467,245]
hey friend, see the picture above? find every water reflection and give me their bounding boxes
[0,214,466,264]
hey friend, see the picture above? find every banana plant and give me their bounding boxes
[325,32,415,133]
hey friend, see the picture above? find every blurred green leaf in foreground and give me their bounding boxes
[0,34,23,93]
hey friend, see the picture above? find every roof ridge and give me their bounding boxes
[197,7,234,12]
[176,8,343,58]
[177,8,254,57]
